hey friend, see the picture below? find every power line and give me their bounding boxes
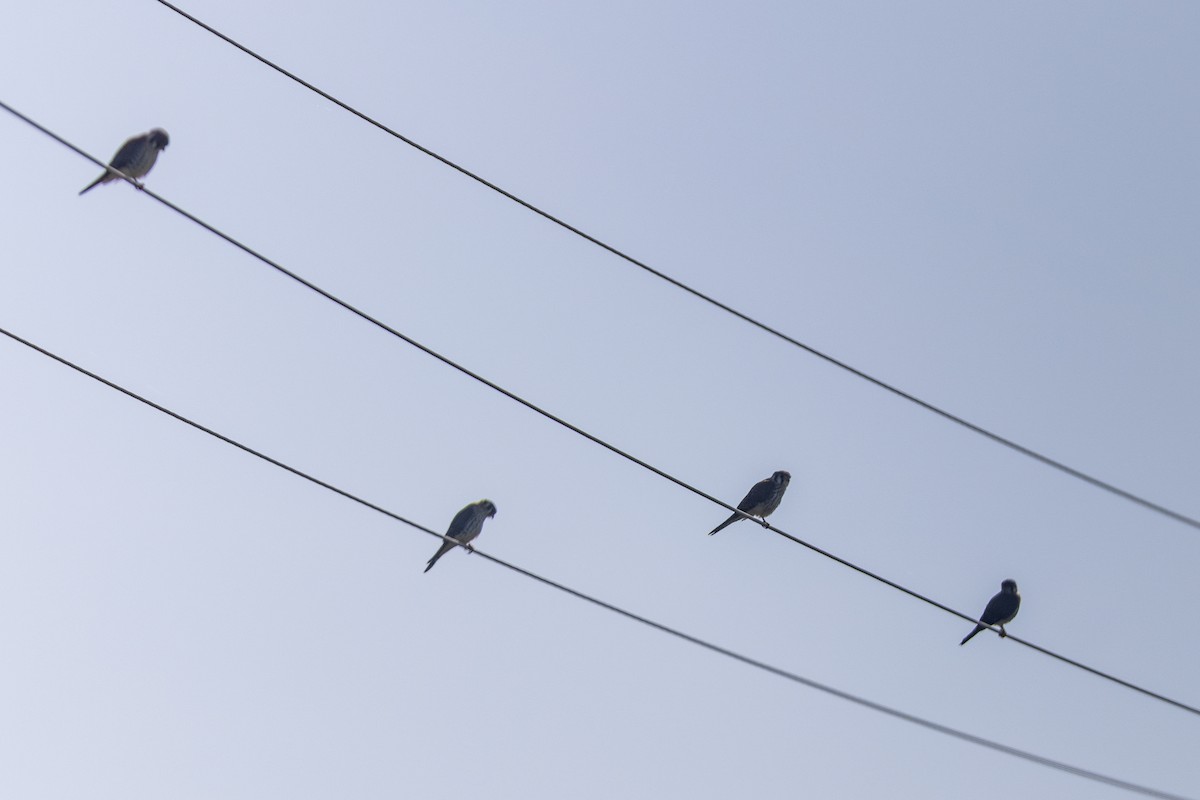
[2,99,1195,720]
[0,324,1191,800]
[153,0,1200,535]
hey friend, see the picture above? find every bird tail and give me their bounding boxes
[959,625,985,646]
[423,541,455,573]
[79,172,109,195]
[708,512,740,535]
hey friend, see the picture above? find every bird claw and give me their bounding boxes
[758,518,770,528]
[998,626,1007,638]
[465,543,476,554]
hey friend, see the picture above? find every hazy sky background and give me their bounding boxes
[1,2,1198,798]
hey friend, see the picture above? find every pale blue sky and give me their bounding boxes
[1,2,1197,798]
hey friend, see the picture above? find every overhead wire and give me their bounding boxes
[152,0,1200,534]
[1,98,1195,720]
[0,323,1192,800]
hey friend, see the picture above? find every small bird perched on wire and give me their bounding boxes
[424,499,497,573]
[960,579,1021,645]
[79,128,170,195]
[708,470,791,535]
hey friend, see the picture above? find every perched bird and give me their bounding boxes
[709,470,791,535]
[424,499,497,573]
[960,579,1021,645]
[79,128,170,195]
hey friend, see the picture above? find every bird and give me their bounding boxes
[424,499,497,573]
[960,579,1021,645]
[79,128,170,195]
[708,470,791,535]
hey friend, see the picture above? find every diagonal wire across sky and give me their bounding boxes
[2,98,1195,722]
[151,0,1200,534]
[0,320,1191,800]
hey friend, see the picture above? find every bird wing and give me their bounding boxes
[108,136,145,171]
[445,505,477,540]
[980,592,1017,625]
[738,478,773,511]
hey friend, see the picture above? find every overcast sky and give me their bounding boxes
[1,2,1198,798]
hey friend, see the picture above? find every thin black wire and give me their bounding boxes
[3,98,1196,720]
[0,325,1191,800]
[153,0,1200,534]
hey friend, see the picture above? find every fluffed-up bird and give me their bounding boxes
[79,128,170,195]
[709,470,791,535]
[960,579,1021,645]
[424,499,497,573]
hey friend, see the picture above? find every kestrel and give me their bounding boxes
[709,470,791,535]
[80,128,170,195]
[424,499,497,573]
[960,579,1021,645]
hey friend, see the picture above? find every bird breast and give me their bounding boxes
[124,147,160,180]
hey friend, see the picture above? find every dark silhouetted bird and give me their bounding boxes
[80,128,170,195]
[960,579,1021,645]
[709,470,791,535]
[424,499,497,573]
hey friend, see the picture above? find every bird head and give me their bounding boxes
[772,470,791,486]
[148,129,170,150]
[478,500,497,518]
[1001,579,1018,594]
